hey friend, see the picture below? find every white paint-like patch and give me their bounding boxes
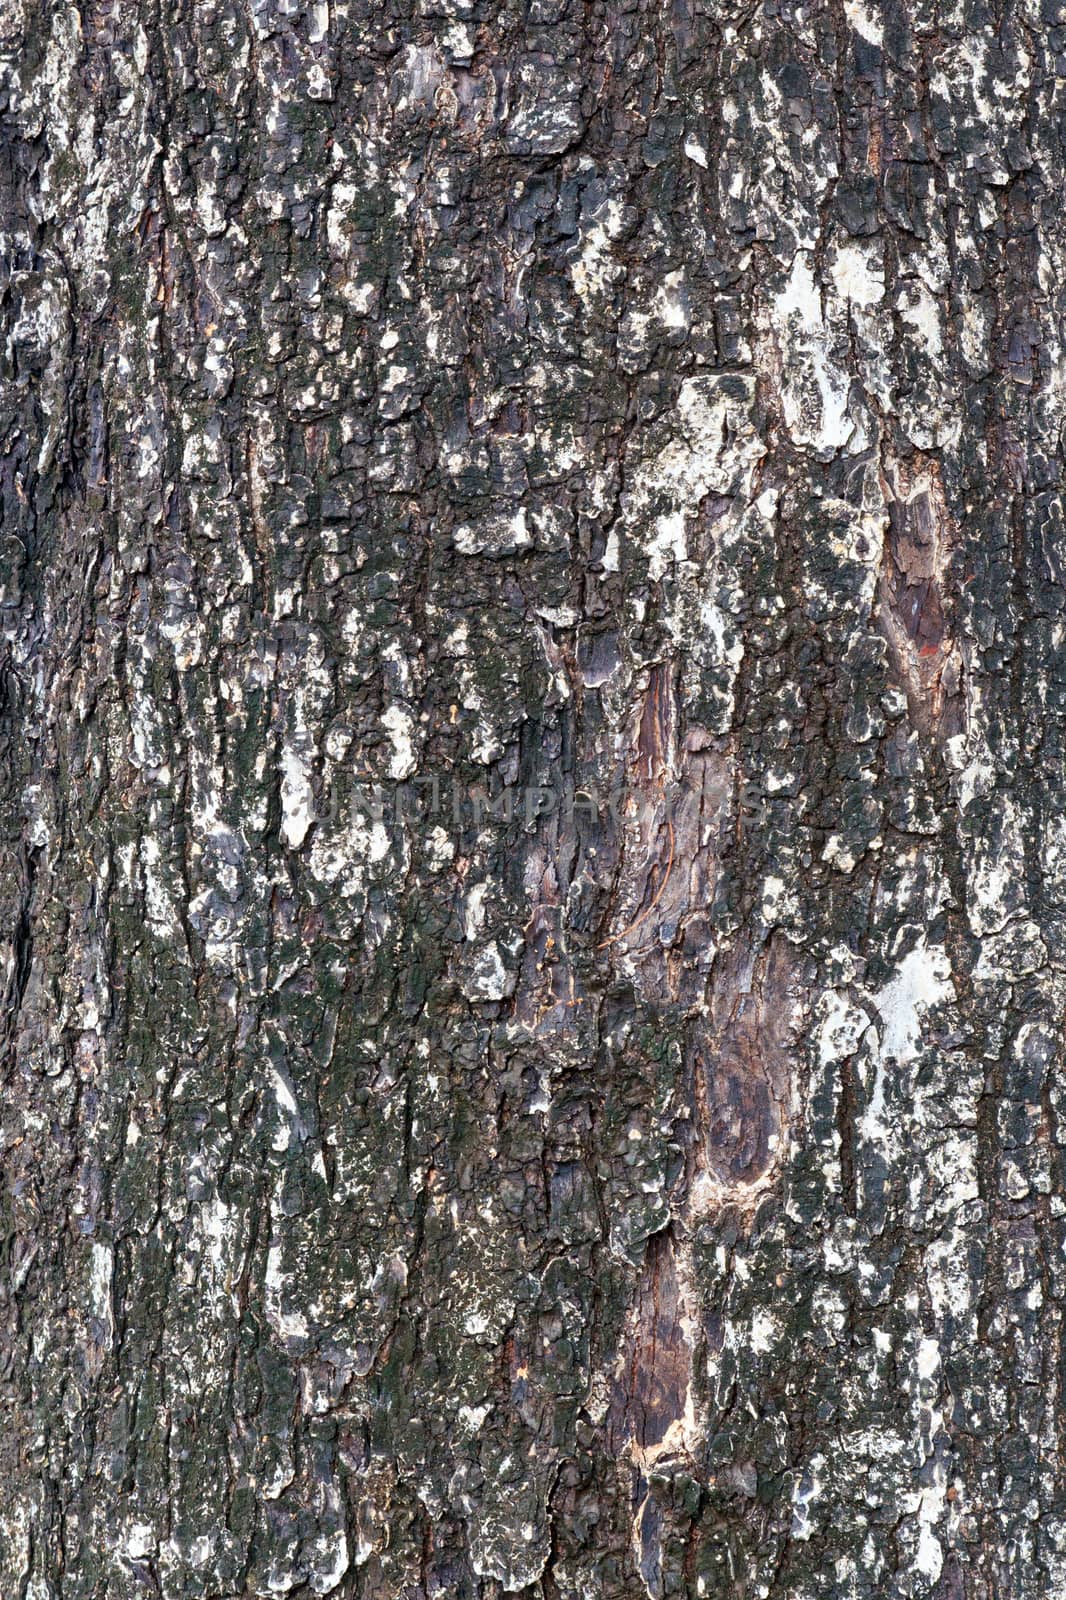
[760,872,798,925]
[790,1453,826,1541]
[872,938,954,1065]
[621,370,763,620]
[381,703,417,779]
[140,836,180,932]
[462,943,515,1002]
[898,284,943,357]
[925,1227,974,1318]
[91,1241,114,1343]
[750,1310,777,1354]
[265,1243,309,1343]
[648,510,688,580]
[425,826,455,870]
[816,989,872,1069]
[570,198,626,301]
[843,0,883,44]
[777,252,823,325]
[830,243,885,307]
[458,1401,493,1435]
[346,281,378,315]
[309,1531,349,1595]
[699,598,741,664]
[443,620,469,656]
[916,1336,940,1380]
[188,1533,215,1567]
[454,506,531,557]
[269,1065,301,1158]
[201,1195,231,1273]
[771,253,853,454]
[125,1521,156,1560]
[464,882,490,940]
[916,1518,944,1584]
[654,270,689,331]
[442,21,476,59]
[822,832,864,874]
[280,740,315,850]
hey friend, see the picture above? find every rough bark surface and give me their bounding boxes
[2,1,1064,1596]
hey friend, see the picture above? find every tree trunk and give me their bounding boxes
[1,1,1063,1596]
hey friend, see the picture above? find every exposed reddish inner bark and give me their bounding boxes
[608,1231,690,1462]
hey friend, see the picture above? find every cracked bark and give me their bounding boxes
[2,1,1066,1597]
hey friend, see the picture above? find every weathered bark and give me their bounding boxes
[2,0,1065,1595]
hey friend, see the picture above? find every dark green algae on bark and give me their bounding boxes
[3,0,1066,1596]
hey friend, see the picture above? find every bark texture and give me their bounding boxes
[1,0,1065,1596]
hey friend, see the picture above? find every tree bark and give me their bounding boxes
[1,1,1064,1596]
